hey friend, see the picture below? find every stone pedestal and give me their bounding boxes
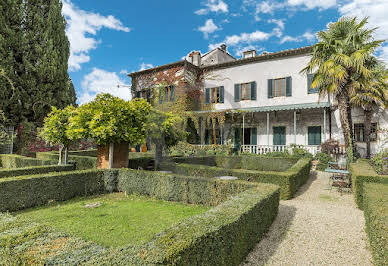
[97,143,129,169]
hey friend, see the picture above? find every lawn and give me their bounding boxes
[16,193,209,247]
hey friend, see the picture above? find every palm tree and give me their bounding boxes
[302,17,384,153]
[350,62,388,158]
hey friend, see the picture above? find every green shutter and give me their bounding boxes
[307,74,318,94]
[219,86,224,103]
[247,83,251,100]
[273,127,286,145]
[136,91,140,98]
[251,128,257,145]
[286,76,292,97]
[205,88,210,104]
[170,85,175,102]
[308,126,321,145]
[268,79,273,98]
[251,81,257,100]
[159,88,163,104]
[234,84,240,102]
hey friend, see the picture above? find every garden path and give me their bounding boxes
[243,171,373,265]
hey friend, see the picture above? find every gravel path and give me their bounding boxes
[243,171,373,266]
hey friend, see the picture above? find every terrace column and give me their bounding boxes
[323,108,327,142]
[294,111,297,144]
[267,113,270,145]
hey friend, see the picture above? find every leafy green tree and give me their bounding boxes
[40,106,76,164]
[146,110,185,169]
[351,62,388,158]
[68,94,151,168]
[302,17,384,158]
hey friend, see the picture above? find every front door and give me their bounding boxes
[273,126,286,145]
[308,126,322,145]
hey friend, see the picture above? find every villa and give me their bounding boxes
[129,45,388,156]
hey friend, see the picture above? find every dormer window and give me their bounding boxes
[242,50,256,59]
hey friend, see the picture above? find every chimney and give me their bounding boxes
[220,44,227,52]
[243,50,257,59]
[188,51,201,66]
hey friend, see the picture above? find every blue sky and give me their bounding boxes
[62,0,388,104]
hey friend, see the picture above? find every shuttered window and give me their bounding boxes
[354,123,377,142]
[234,82,257,102]
[159,85,175,103]
[268,77,292,98]
[308,126,322,145]
[205,86,224,104]
[307,73,319,94]
[273,126,286,145]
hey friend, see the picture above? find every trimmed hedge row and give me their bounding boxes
[0,170,111,212]
[171,155,298,172]
[161,158,311,200]
[36,152,97,170]
[0,164,75,179]
[363,183,388,266]
[349,160,388,209]
[0,170,279,266]
[0,154,56,169]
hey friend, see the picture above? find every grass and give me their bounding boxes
[16,193,209,247]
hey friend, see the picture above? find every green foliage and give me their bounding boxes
[169,142,231,157]
[314,152,334,171]
[18,193,208,247]
[363,183,388,266]
[371,149,388,174]
[40,106,75,147]
[0,164,75,179]
[161,157,311,200]
[0,154,56,169]
[36,152,97,170]
[67,94,151,146]
[349,160,388,209]
[0,169,108,212]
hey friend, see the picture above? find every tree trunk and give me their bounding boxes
[338,93,353,149]
[58,145,63,165]
[108,143,114,169]
[64,146,69,165]
[155,143,163,170]
[364,109,372,159]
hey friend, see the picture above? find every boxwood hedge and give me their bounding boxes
[363,183,388,266]
[349,160,388,209]
[36,152,97,170]
[161,157,311,200]
[0,154,56,169]
[0,164,75,179]
[0,168,279,265]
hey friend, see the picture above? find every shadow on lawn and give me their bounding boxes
[242,204,297,266]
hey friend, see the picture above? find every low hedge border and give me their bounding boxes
[170,155,298,172]
[363,183,388,266]
[0,154,56,169]
[161,157,311,200]
[0,169,279,265]
[36,152,97,170]
[349,160,388,209]
[0,164,76,179]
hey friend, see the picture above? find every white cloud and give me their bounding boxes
[79,68,131,104]
[139,63,154,71]
[198,19,220,39]
[287,0,336,10]
[280,30,316,44]
[339,0,388,63]
[195,0,228,15]
[119,69,128,75]
[62,0,130,71]
[224,30,270,46]
[268,19,285,30]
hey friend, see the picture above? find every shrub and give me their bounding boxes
[0,154,56,169]
[168,142,231,157]
[314,152,334,171]
[371,149,388,174]
[127,157,154,170]
[0,170,110,212]
[350,160,388,209]
[363,183,388,266]
[161,157,311,200]
[0,164,75,179]
[36,152,97,170]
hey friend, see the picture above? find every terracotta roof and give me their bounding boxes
[202,46,313,71]
[128,46,313,77]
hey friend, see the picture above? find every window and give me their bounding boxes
[136,90,151,103]
[354,123,377,142]
[273,126,286,145]
[234,82,256,102]
[308,126,322,145]
[205,86,224,104]
[268,77,292,98]
[307,73,319,94]
[159,85,174,103]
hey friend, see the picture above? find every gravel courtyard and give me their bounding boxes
[243,171,373,266]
